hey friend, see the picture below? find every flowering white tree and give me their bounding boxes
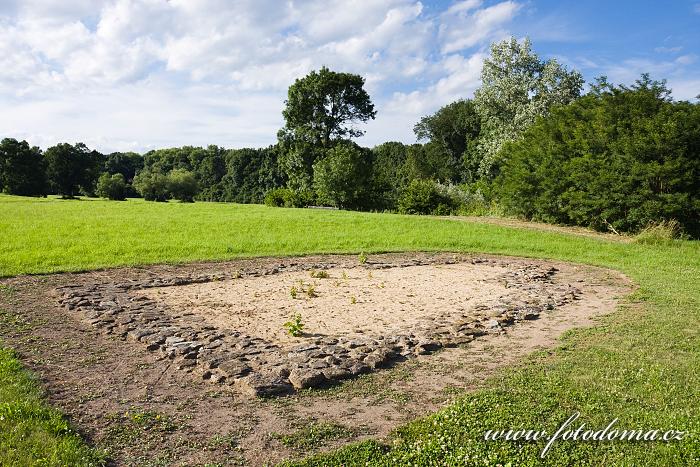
[473,37,584,178]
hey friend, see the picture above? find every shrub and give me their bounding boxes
[167,168,198,202]
[313,143,372,209]
[283,313,304,337]
[133,169,169,201]
[496,76,700,237]
[634,220,685,245]
[264,188,313,208]
[96,173,127,200]
[397,179,456,215]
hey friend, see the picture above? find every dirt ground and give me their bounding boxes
[0,253,633,466]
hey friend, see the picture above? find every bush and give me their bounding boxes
[133,169,169,201]
[496,76,700,237]
[264,188,313,208]
[634,220,685,245]
[95,173,127,200]
[397,179,457,215]
[167,168,198,202]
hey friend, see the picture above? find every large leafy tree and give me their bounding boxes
[414,99,481,182]
[44,142,102,198]
[279,67,376,190]
[497,75,700,237]
[0,138,48,196]
[473,37,584,178]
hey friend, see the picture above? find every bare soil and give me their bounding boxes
[0,253,633,466]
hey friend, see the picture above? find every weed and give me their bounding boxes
[310,270,329,279]
[350,296,357,304]
[358,252,368,264]
[283,313,304,337]
[306,284,318,298]
[634,219,685,245]
[290,286,298,299]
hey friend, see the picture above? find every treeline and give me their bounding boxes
[1,37,698,238]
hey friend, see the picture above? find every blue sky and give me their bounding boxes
[0,0,698,153]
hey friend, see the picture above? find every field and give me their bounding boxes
[1,194,699,466]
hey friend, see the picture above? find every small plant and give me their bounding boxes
[634,219,685,245]
[350,296,357,304]
[342,271,349,280]
[283,313,304,337]
[310,270,329,279]
[367,271,373,279]
[306,284,318,298]
[290,286,298,299]
[358,252,368,264]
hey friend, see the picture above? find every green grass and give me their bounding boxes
[0,347,105,466]
[1,194,699,465]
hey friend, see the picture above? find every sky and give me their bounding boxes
[1,0,699,153]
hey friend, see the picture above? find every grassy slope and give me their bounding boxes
[0,194,699,465]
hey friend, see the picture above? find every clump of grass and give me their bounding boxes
[358,252,368,264]
[310,270,329,279]
[350,296,357,304]
[273,421,354,450]
[283,313,304,337]
[342,271,349,280]
[306,284,318,298]
[290,286,298,299]
[634,219,684,245]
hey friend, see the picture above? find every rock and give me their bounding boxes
[288,368,327,389]
[218,360,252,378]
[235,374,292,397]
[322,367,351,381]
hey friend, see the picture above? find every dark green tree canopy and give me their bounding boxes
[0,138,48,196]
[414,99,481,174]
[280,66,376,149]
[44,142,102,198]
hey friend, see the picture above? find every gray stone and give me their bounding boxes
[288,369,327,389]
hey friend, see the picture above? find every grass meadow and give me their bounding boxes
[0,194,699,465]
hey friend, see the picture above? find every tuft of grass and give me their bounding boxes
[358,252,368,264]
[290,286,298,299]
[634,219,685,245]
[305,284,318,298]
[273,421,355,450]
[310,270,330,279]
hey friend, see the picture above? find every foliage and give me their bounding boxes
[397,179,457,215]
[279,66,375,190]
[220,146,285,203]
[313,143,372,209]
[103,152,144,184]
[0,138,48,196]
[414,99,481,182]
[96,173,127,201]
[280,66,376,149]
[369,142,412,210]
[472,37,584,179]
[166,168,198,202]
[357,252,367,264]
[283,313,305,337]
[264,188,314,208]
[44,143,102,198]
[497,75,700,237]
[132,168,169,202]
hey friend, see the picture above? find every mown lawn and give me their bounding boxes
[0,194,699,465]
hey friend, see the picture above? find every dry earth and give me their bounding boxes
[0,253,633,466]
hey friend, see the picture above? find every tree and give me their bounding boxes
[220,146,285,204]
[278,67,376,189]
[44,143,101,198]
[167,168,198,202]
[104,152,144,183]
[497,75,700,237]
[0,138,48,196]
[133,168,169,201]
[313,143,372,209]
[473,37,584,178]
[370,142,412,210]
[414,99,481,181]
[96,173,127,200]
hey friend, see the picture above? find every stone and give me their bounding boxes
[218,360,252,378]
[235,374,293,397]
[288,369,327,389]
